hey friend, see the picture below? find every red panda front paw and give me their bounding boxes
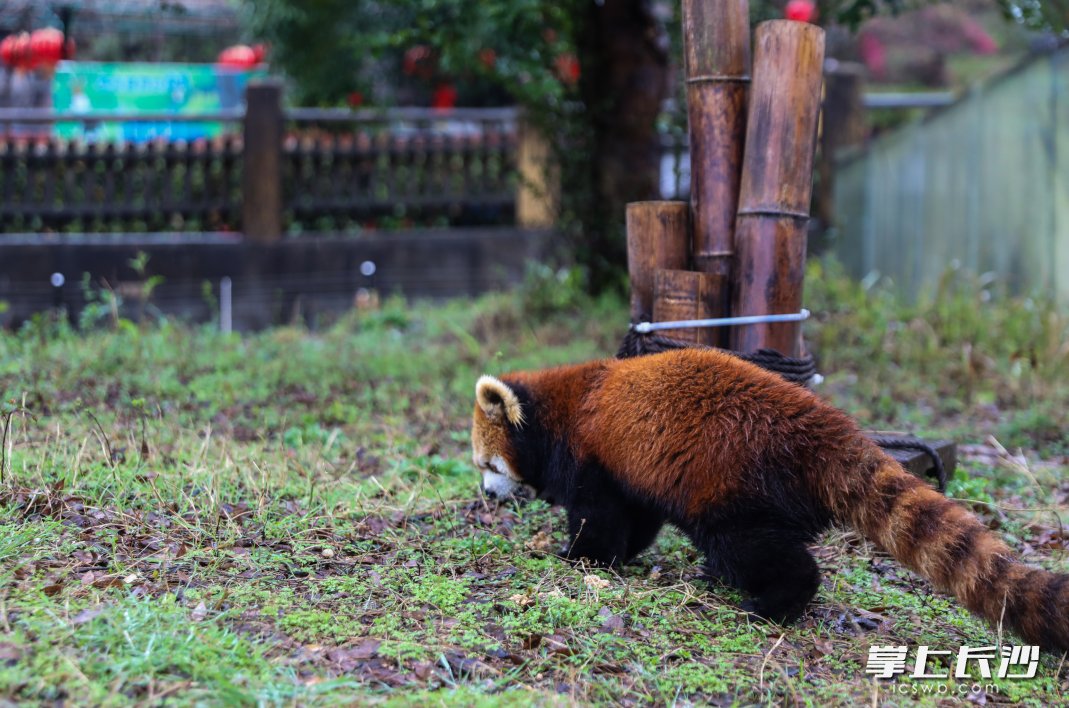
[738,594,810,625]
[738,599,772,621]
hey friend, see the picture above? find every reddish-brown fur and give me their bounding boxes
[472,348,1069,652]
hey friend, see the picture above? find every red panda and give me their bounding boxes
[471,348,1069,652]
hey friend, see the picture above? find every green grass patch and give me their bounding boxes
[0,259,1066,703]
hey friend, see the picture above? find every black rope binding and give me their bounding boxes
[865,434,948,493]
[616,329,949,493]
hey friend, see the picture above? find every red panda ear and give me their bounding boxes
[475,375,524,426]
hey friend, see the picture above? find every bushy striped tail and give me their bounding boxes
[832,448,1069,653]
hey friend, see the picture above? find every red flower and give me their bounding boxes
[962,20,998,55]
[431,84,457,110]
[554,53,580,86]
[403,45,433,77]
[858,32,887,79]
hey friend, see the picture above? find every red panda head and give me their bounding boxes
[472,375,534,500]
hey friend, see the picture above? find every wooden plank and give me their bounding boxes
[242,80,284,242]
[870,434,957,483]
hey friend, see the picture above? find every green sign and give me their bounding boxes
[51,61,267,141]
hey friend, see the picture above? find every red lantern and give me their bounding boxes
[0,32,32,70]
[0,35,15,67]
[784,0,817,23]
[10,32,31,70]
[217,45,259,69]
[29,28,65,69]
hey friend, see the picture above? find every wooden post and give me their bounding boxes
[516,115,558,228]
[812,60,866,244]
[652,269,718,344]
[682,0,750,343]
[731,21,825,357]
[243,80,284,243]
[626,201,690,322]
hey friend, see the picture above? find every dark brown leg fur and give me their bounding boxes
[560,461,665,567]
[698,528,822,623]
[626,515,665,561]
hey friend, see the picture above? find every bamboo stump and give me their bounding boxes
[653,269,718,345]
[626,201,690,322]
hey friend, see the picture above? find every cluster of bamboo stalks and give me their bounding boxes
[627,4,825,358]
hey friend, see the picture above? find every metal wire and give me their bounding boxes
[632,309,810,333]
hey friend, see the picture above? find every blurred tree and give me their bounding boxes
[244,0,669,292]
[243,0,1066,293]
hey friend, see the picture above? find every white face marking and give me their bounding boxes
[482,470,523,498]
[474,453,534,499]
[488,455,515,479]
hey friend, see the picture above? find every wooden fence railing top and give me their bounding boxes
[0,106,519,125]
[0,100,522,236]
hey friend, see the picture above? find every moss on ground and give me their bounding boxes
[0,260,1067,705]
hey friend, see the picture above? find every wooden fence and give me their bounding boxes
[0,87,519,236]
[832,48,1069,302]
[0,136,243,233]
[282,108,516,234]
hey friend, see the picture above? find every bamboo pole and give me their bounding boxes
[652,269,718,344]
[626,201,690,323]
[812,60,866,244]
[682,0,751,345]
[730,21,825,356]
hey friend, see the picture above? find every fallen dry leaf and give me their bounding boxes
[584,574,610,590]
[598,607,625,633]
[71,607,103,626]
[524,531,554,552]
[509,593,534,607]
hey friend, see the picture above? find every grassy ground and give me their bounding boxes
[1,260,1068,706]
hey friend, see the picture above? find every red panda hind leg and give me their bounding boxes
[698,527,822,623]
[627,515,666,561]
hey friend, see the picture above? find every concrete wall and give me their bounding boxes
[0,228,551,330]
